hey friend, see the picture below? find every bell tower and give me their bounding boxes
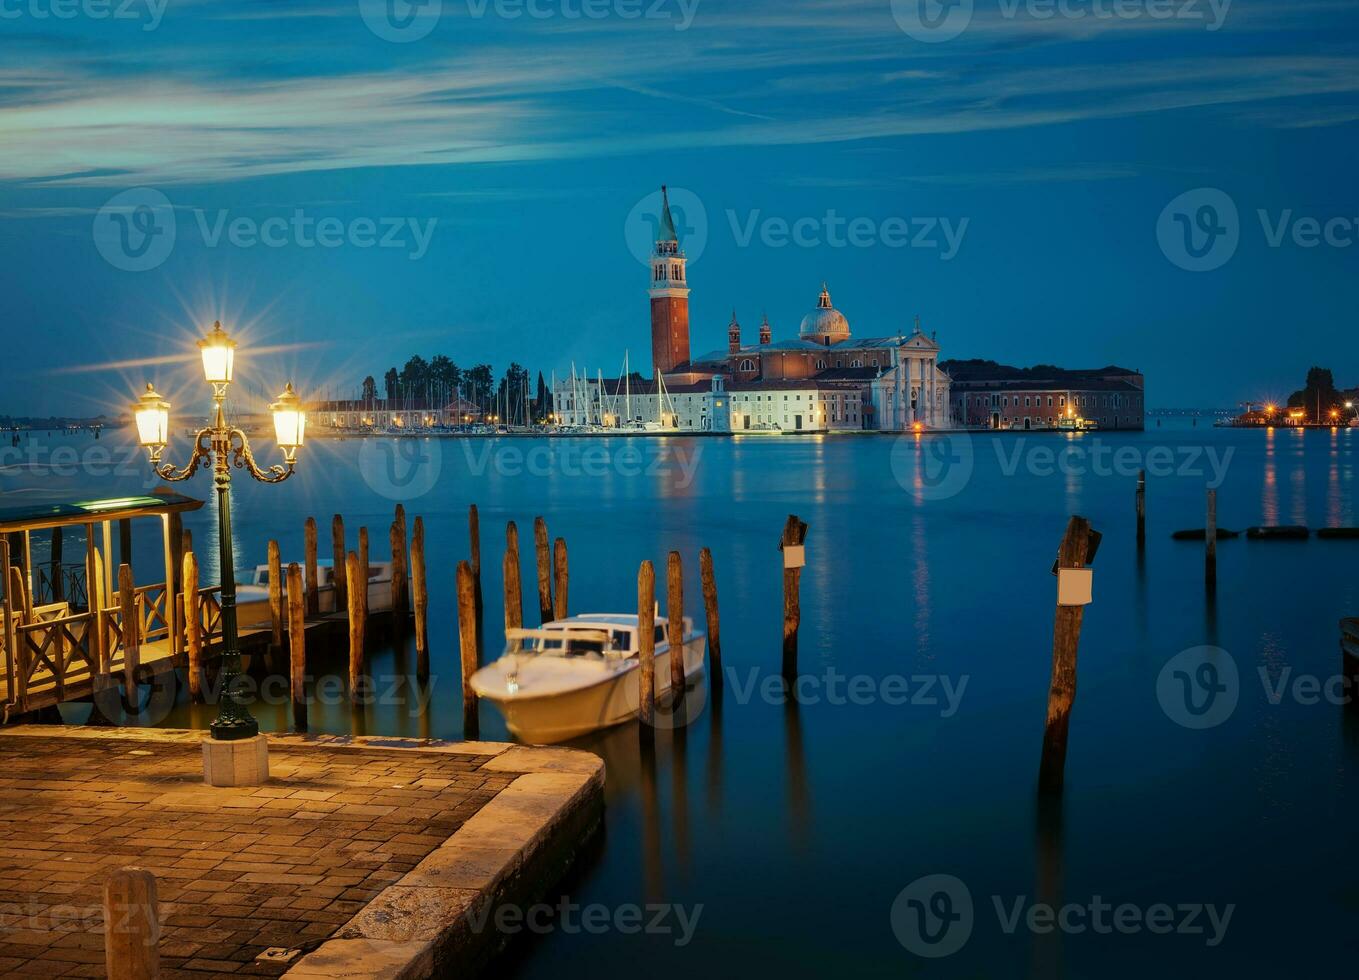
[649,186,691,376]
[728,311,742,354]
[759,312,772,346]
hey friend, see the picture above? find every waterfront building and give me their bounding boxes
[946,361,1146,431]
[310,396,482,430]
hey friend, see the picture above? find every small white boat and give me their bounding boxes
[470,613,706,744]
[234,559,394,624]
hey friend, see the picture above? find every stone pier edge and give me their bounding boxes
[1,726,607,980]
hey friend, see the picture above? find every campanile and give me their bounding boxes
[649,186,691,376]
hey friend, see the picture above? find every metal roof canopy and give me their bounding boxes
[0,491,203,534]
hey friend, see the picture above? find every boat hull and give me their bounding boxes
[477,635,705,744]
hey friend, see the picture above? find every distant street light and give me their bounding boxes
[133,321,305,742]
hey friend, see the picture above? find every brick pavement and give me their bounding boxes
[0,733,517,979]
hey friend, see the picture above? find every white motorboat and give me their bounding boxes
[470,613,706,744]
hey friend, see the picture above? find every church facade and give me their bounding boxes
[552,188,953,433]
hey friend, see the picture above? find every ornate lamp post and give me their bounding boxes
[133,321,305,742]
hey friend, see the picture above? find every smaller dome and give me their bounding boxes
[799,284,850,342]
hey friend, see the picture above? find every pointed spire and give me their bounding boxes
[658,185,679,244]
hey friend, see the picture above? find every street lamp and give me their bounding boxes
[133,321,304,742]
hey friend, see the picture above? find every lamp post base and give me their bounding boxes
[209,716,260,742]
[202,734,270,787]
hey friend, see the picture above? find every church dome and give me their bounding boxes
[799,284,850,343]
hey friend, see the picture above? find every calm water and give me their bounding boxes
[5,423,1359,976]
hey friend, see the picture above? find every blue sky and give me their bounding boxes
[1,0,1357,415]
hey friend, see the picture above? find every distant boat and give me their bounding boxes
[233,559,394,622]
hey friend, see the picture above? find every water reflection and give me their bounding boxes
[1032,795,1065,979]
[1262,427,1278,524]
[784,683,811,850]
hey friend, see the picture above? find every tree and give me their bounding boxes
[463,364,494,411]
[383,368,399,402]
[535,371,550,421]
[1287,367,1342,421]
[361,376,377,402]
[430,355,460,393]
[400,355,431,398]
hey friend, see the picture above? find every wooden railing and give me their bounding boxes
[2,582,228,715]
[11,604,97,707]
[134,584,172,644]
[196,587,224,642]
[36,563,89,610]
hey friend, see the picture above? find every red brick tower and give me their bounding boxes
[728,311,742,354]
[759,312,772,346]
[649,186,690,376]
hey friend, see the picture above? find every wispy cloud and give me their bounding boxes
[0,0,1355,188]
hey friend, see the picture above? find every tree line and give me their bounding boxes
[359,356,552,422]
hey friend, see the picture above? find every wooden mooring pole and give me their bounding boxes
[699,547,722,690]
[395,504,409,611]
[411,517,429,679]
[267,540,283,654]
[331,516,347,612]
[358,527,370,632]
[553,538,569,622]
[118,563,139,704]
[638,560,656,733]
[347,551,365,704]
[533,517,553,624]
[103,868,160,980]
[667,551,684,700]
[780,515,809,679]
[389,522,407,626]
[303,517,319,616]
[183,551,202,704]
[504,522,523,632]
[469,504,483,658]
[1038,515,1095,796]
[1136,470,1146,549]
[457,560,480,740]
[286,563,307,732]
[1206,489,1218,592]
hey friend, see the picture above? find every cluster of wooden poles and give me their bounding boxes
[452,509,810,741]
[257,504,430,732]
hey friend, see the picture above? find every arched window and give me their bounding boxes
[740,359,755,372]
[851,359,862,368]
[815,359,826,370]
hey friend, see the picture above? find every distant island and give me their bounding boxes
[1,415,109,431]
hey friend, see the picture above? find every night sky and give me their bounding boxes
[1,0,1357,415]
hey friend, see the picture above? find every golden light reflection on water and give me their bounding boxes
[1289,429,1308,526]
[1262,427,1278,524]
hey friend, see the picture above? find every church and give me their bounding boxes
[553,188,953,432]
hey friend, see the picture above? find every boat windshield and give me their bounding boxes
[505,629,632,659]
